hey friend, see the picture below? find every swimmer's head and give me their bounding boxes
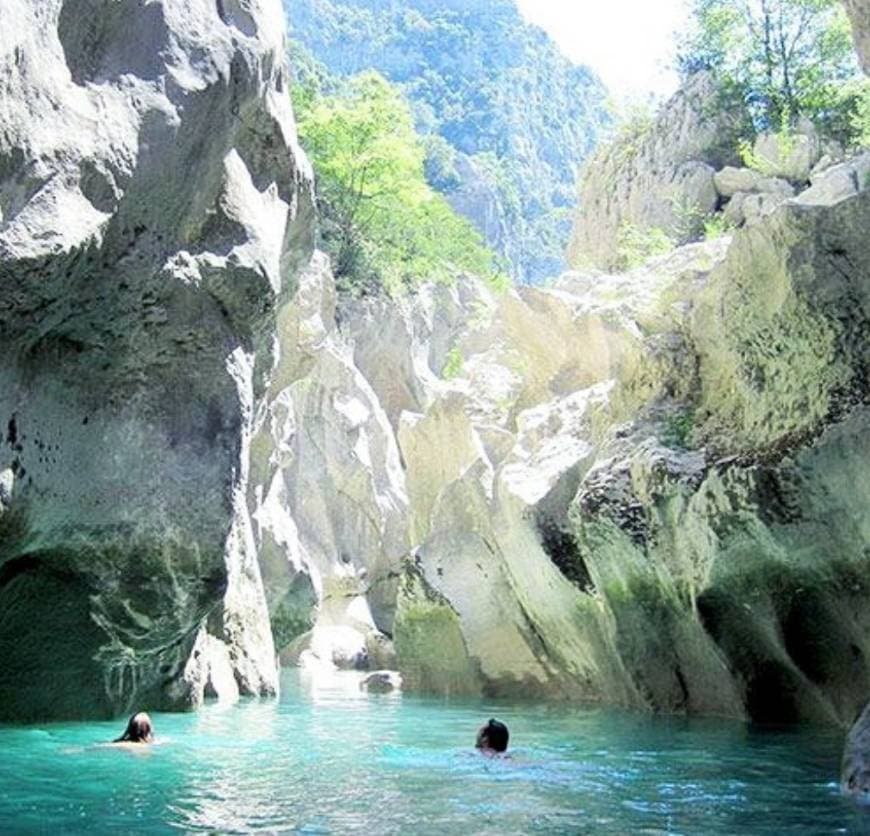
[118,711,154,743]
[476,718,509,753]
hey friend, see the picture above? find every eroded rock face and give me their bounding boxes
[248,15,869,722]
[563,186,870,724]
[0,0,313,720]
[279,171,870,725]
[251,254,408,672]
[370,242,726,702]
[8,0,867,729]
[567,72,743,270]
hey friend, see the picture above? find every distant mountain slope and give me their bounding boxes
[286,0,610,283]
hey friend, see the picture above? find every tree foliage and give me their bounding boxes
[287,0,610,283]
[678,0,863,140]
[293,69,504,295]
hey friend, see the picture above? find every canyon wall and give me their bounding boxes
[566,72,744,271]
[0,0,313,720]
[261,144,870,723]
[2,0,869,729]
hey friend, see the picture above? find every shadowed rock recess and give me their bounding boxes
[0,0,314,720]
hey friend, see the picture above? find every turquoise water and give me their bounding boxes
[0,669,867,834]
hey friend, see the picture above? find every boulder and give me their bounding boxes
[0,0,314,720]
[797,152,870,207]
[714,167,794,199]
[842,702,870,801]
[811,141,847,180]
[674,160,720,220]
[360,670,402,693]
[714,167,765,198]
[751,122,821,182]
[722,192,749,226]
[723,191,791,227]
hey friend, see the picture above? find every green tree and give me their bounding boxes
[287,0,611,283]
[422,133,460,192]
[678,0,861,137]
[293,70,504,294]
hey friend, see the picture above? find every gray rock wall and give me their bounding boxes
[844,0,870,73]
[250,254,409,672]
[2,0,868,729]
[0,0,314,720]
[270,170,870,726]
[567,72,744,271]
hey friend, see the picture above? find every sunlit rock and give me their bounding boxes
[567,72,743,270]
[329,181,870,724]
[252,254,408,669]
[714,167,794,199]
[563,187,870,723]
[797,152,870,207]
[723,189,793,227]
[180,630,241,705]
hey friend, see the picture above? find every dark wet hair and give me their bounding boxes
[115,711,154,743]
[476,718,509,753]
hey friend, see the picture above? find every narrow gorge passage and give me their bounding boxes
[1,0,870,831]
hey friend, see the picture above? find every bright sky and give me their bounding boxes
[515,0,689,103]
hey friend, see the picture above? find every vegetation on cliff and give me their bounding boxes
[678,0,869,144]
[292,55,504,296]
[569,1,869,272]
[286,0,609,283]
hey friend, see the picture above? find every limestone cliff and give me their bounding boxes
[567,72,744,271]
[0,0,313,720]
[266,153,870,724]
[2,0,869,732]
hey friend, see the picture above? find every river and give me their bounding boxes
[0,669,865,834]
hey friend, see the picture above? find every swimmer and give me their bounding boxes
[476,718,509,754]
[112,711,154,746]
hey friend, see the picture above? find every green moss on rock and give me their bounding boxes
[393,563,480,696]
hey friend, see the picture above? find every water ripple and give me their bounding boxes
[0,670,864,834]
